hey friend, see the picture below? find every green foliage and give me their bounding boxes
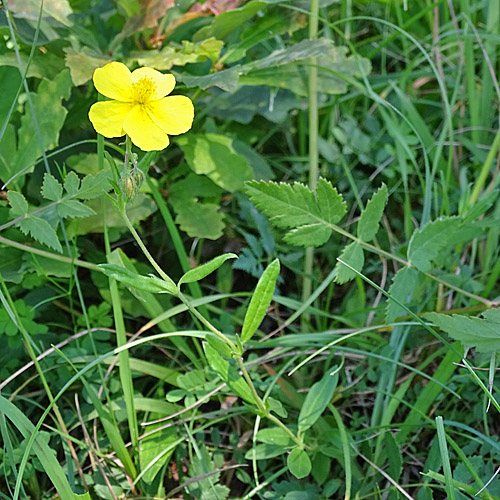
[298,371,338,433]
[98,264,177,294]
[178,253,237,287]
[241,258,280,342]
[3,0,500,499]
[245,178,347,247]
[287,448,312,479]
[425,309,500,353]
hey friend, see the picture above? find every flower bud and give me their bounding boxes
[120,172,138,201]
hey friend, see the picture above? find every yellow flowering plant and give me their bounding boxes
[89,61,194,152]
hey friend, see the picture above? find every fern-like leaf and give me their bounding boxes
[245,178,346,247]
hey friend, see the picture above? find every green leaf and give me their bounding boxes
[256,427,294,447]
[41,173,63,201]
[0,395,77,500]
[177,134,254,192]
[57,200,96,219]
[425,309,500,353]
[287,447,312,479]
[386,267,419,323]
[98,264,177,295]
[203,342,256,404]
[206,334,232,358]
[0,66,22,126]
[77,169,112,200]
[335,242,364,284]
[8,191,29,216]
[358,184,387,242]
[64,47,110,86]
[18,217,62,253]
[131,38,224,71]
[13,70,72,180]
[298,371,339,433]
[241,259,280,342]
[178,253,237,287]
[244,443,291,460]
[63,171,80,196]
[139,427,178,484]
[408,217,461,272]
[245,178,346,247]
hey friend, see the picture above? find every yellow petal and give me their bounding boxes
[88,101,133,137]
[130,67,175,100]
[148,96,194,136]
[93,62,132,101]
[123,105,170,151]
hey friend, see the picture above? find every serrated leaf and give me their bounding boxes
[42,173,63,201]
[178,253,237,286]
[298,371,338,433]
[287,448,312,479]
[77,170,112,200]
[408,217,461,272]
[203,342,256,404]
[358,184,387,242]
[58,200,96,219]
[425,309,500,353]
[64,171,80,195]
[386,267,419,323]
[18,217,62,253]
[241,259,280,342]
[174,199,225,240]
[98,264,177,295]
[335,242,364,284]
[284,223,332,246]
[245,178,346,247]
[8,191,29,216]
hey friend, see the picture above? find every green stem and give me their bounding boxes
[177,291,236,351]
[469,127,500,206]
[0,235,100,272]
[119,206,175,285]
[302,0,320,316]
[178,292,304,448]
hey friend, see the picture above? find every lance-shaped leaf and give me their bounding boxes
[357,184,387,242]
[241,258,280,343]
[335,242,364,284]
[99,264,177,295]
[298,370,339,433]
[178,253,237,287]
[203,342,256,404]
[245,178,346,247]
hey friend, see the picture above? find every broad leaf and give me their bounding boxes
[298,371,339,433]
[245,178,346,247]
[178,253,237,286]
[358,184,387,242]
[41,173,63,201]
[241,259,280,342]
[177,134,253,192]
[408,217,461,272]
[335,242,364,284]
[287,448,312,479]
[99,264,177,294]
[425,309,500,353]
[19,217,62,253]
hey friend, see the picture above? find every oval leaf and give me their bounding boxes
[287,447,312,479]
[241,258,280,343]
[99,264,177,294]
[298,371,339,433]
[178,253,237,286]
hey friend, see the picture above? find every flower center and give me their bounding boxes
[131,77,156,105]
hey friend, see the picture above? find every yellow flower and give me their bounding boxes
[88,61,194,151]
